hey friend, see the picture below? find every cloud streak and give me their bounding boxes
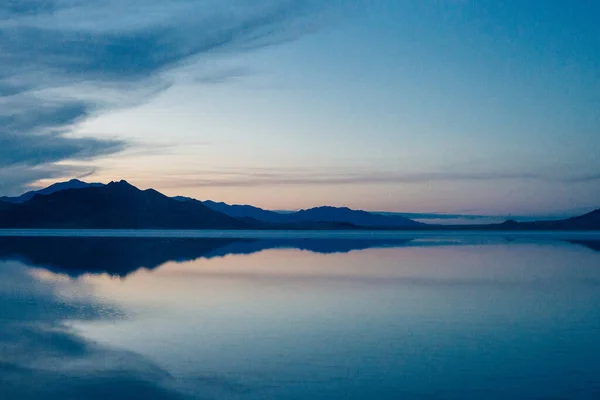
[147,168,600,188]
[0,0,328,193]
[0,164,97,195]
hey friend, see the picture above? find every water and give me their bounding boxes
[1,232,600,399]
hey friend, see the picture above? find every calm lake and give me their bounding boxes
[1,231,600,399]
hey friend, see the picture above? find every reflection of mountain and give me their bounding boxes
[567,240,600,253]
[201,238,414,258]
[0,237,242,276]
[0,241,198,400]
[2,236,598,277]
[0,237,415,276]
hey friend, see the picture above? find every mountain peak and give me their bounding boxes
[0,179,105,204]
[0,181,249,229]
[318,206,351,211]
[572,208,600,220]
[108,180,133,187]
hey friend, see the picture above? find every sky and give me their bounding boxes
[1,0,599,215]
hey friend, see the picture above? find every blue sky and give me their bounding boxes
[1,0,598,214]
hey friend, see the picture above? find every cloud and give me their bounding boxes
[0,164,98,196]
[0,133,124,169]
[0,0,328,194]
[139,167,600,190]
[0,94,127,192]
[192,66,255,85]
[1,1,325,86]
[148,169,552,188]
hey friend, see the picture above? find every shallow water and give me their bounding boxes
[1,233,600,399]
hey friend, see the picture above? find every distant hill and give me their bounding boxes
[0,180,249,229]
[499,209,600,230]
[203,200,291,223]
[552,208,600,229]
[289,206,423,227]
[0,179,104,203]
[202,201,422,227]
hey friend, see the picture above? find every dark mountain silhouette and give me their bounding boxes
[261,220,366,230]
[0,179,104,204]
[289,206,423,227]
[172,196,196,202]
[201,201,422,227]
[178,198,422,227]
[497,209,600,230]
[0,179,598,230]
[0,236,416,276]
[203,200,289,223]
[0,180,250,229]
[0,200,11,211]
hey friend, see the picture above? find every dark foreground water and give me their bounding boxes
[1,232,600,399]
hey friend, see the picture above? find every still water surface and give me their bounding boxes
[1,233,600,399]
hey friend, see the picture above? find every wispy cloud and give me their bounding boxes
[145,168,591,188]
[0,164,97,195]
[0,0,327,193]
[138,167,600,189]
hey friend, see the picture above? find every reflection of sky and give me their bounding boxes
[2,239,598,398]
[0,261,193,399]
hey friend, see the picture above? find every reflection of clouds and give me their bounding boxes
[0,261,188,400]
[1,325,184,400]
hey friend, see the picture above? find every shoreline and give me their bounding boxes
[1,228,599,239]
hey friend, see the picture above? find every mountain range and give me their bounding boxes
[0,179,598,230]
[201,200,423,227]
[0,179,105,204]
[499,210,600,231]
[0,180,246,229]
